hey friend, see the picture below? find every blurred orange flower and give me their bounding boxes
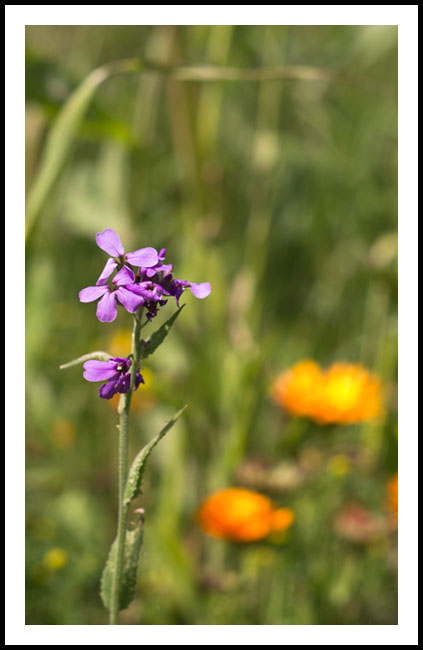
[271,360,322,419]
[196,487,294,542]
[271,360,384,425]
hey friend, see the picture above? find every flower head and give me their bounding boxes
[79,229,211,322]
[79,266,146,323]
[83,356,144,399]
[196,487,294,542]
[271,360,384,425]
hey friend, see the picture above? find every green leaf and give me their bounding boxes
[142,305,185,360]
[123,405,187,508]
[25,59,142,242]
[100,524,144,611]
[59,350,111,370]
[100,406,187,611]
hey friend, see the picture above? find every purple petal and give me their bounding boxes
[158,264,173,273]
[83,360,119,382]
[96,229,125,257]
[190,282,211,299]
[96,291,117,322]
[126,247,159,268]
[116,286,145,313]
[99,380,119,399]
[96,258,118,286]
[117,374,131,394]
[79,285,109,303]
[174,285,184,307]
[113,265,135,287]
[135,372,145,390]
[125,282,146,296]
[110,357,132,372]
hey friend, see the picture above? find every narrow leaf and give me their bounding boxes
[100,524,144,611]
[124,405,187,508]
[25,59,143,242]
[60,350,111,370]
[142,305,185,360]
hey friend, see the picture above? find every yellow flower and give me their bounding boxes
[196,487,294,542]
[43,548,68,571]
[272,360,384,425]
[314,362,384,425]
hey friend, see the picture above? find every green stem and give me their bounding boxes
[109,310,143,625]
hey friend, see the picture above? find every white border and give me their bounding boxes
[7,5,417,646]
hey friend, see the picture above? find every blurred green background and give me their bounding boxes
[26,25,397,625]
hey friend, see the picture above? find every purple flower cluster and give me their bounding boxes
[79,229,211,323]
[83,357,144,399]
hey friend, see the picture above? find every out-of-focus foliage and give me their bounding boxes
[26,25,397,625]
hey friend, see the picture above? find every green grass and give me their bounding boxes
[26,25,397,625]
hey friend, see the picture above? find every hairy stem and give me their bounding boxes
[109,310,143,625]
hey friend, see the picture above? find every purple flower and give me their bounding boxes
[140,248,173,279]
[95,229,159,286]
[83,357,144,399]
[79,266,146,322]
[152,267,211,307]
[79,229,211,323]
[137,249,212,308]
[170,278,212,307]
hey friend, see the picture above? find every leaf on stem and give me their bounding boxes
[100,523,144,611]
[100,405,187,611]
[123,405,188,507]
[142,305,185,360]
[59,350,111,370]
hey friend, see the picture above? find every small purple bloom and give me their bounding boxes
[140,248,173,279]
[83,357,144,399]
[157,271,212,307]
[95,229,159,286]
[137,249,212,308]
[79,266,146,322]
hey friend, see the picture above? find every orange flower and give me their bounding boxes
[272,360,384,425]
[196,487,294,542]
[314,362,384,425]
[271,360,323,419]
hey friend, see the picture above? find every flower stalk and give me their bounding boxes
[110,310,143,625]
[61,228,211,624]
